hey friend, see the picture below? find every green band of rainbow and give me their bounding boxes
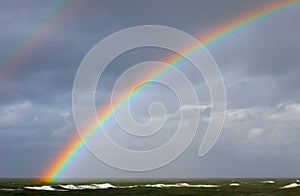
[41,0,300,182]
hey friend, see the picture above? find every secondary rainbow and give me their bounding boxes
[42,0,300,182]
[0,0,85,84]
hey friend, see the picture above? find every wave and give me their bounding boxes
[280,183,300,189]
[261,180,275,184]
[23,183,114,191]
[118,185,139,188]
[22,182,219,191]
[58,182,219,190]
[0,188,23,192]
[144,183,219,188]
[59,183,114,190]
[24,185,57,191]
[21,181,300,191]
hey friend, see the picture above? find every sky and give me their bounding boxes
[0,0,300,179]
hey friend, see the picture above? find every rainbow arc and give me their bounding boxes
[40,1,300,182]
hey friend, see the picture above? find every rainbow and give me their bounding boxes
[41,1,300,182]
[0,0,85,84]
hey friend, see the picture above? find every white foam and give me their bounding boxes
[93,183,115,189]
[59,184,81,190]
[297,180,300,183]
[144,183,219,188]
[191,184,220,188]
[59,183,114,190]
[229,183,240,186]
[78,185,99,189]
[119,185,139,188]
[177,183,189,187]
[25,182,220,191]
[0,188,21,191]
[177,183,219,188]
[145,183,165,188]
[24,185,56,191]
[261,180,275,184]
[280,183,300,189]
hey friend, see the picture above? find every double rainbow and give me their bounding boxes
[41,1,300,182]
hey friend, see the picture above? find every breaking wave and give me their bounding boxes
[0,188,23,192]
[229,183,240,186]
[23,183,114,191]
[20,181,300,192]
[280,183,300,189]
[24,185,57,191]
[144,183,219,188]
[21,182,219,191]
[261,180,275,184]
[2,181,299,192]
[59,183,115,190]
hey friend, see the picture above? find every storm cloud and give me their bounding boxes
[0,0,299,178]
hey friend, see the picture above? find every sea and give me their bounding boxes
[0,178,300,195]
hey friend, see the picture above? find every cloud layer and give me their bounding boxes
[0,0,299,178]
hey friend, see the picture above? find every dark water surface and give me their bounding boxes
[0,178,300,195]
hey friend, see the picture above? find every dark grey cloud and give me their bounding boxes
[0,0,299,178]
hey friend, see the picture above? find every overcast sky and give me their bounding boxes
[0,0,300,179]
